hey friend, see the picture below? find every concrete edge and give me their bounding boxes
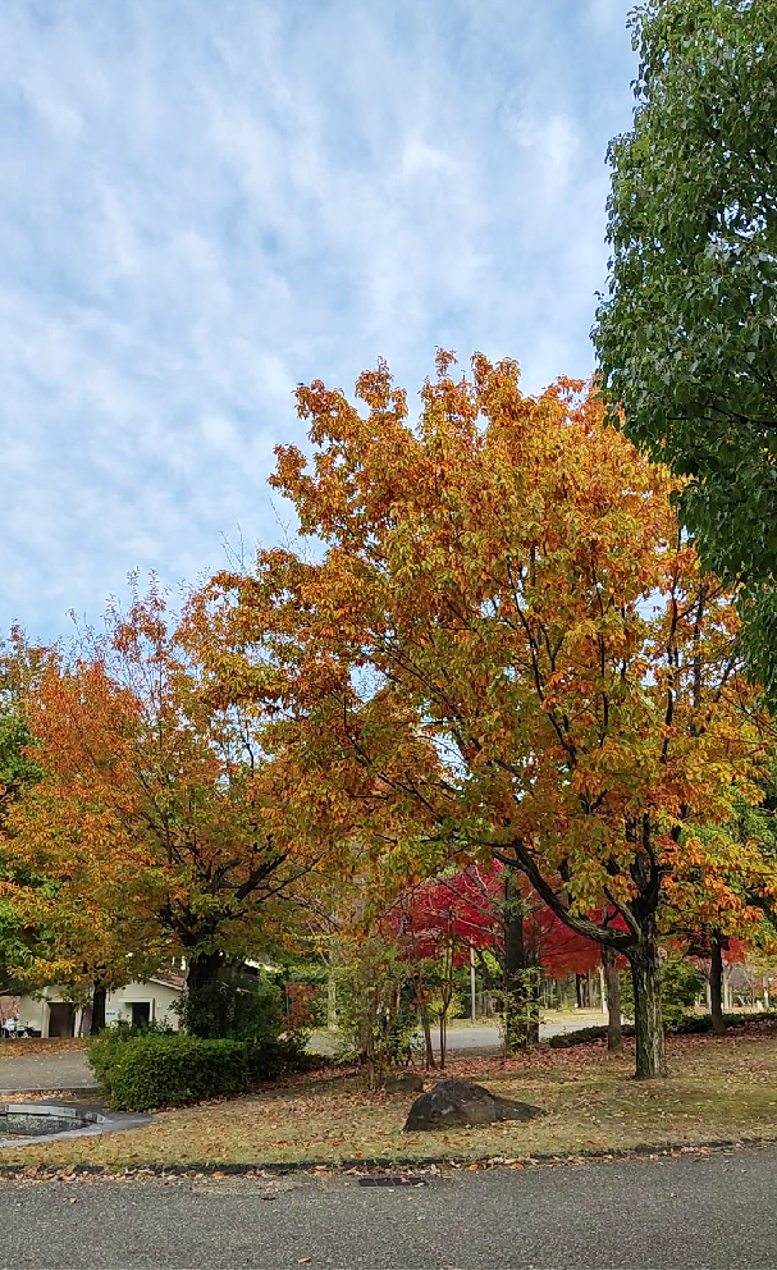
[0,1101,151,1148]
[0,1134,772,1178]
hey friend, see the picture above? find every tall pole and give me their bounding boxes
[470,944,477,1024]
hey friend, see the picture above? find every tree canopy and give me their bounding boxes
[593,0,777,687]
[189,352,773,1076]
[3,582,339,1032]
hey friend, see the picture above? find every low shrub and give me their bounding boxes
[548,1024,634,1049]
[675,1008,777,1035]
[245,1035,321,1082]
[547,1009,777,1049]
[87,1020,179,1096]
[88,1035,248,1111]
[88,1030,322,1111]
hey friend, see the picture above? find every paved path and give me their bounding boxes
[429,1017,606,1049]
[0,1147,774,1268]
[0,1049,97,1094]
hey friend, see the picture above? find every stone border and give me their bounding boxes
[0,1133,771,1176]
[0,1101,151,1148]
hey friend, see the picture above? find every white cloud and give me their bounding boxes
[201,413,241,455]
[0,0,636,641]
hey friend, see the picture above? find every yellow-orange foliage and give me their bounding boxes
[4,580,340,993]
[187,353,774,1076]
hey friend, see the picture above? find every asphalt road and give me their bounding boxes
[2,1148,776,1270]
[311,1016,606,1058]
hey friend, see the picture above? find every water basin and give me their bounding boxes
[0,1101,151,1145]
[0,1106,101,1136]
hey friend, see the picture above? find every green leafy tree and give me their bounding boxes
[0,627,49,991]
[594,0,777,688]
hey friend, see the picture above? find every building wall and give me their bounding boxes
[18,980,181,1037]
[18,987,85,1037]
[105,981,181,1030]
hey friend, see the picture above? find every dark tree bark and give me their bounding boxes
[710,936,726,1035]
[185,950,226,1037]
[505,830,667,1079]
[575,974,588,1009]
[418,999,436,1069]
[602,946,623,1053]
[90,983,107,1035]
[628,935,667,1079]
[503,865,540,1051]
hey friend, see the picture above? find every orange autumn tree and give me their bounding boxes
[5,580,336,1036]
[190,353,772,1078]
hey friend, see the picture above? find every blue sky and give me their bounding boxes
[1,0,636,643]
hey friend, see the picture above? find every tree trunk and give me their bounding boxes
[601,946,623,1053]
[418,1005,436,1066]
[710,937,726,1035]
[327,973,338,1031]
[416,985,434,1066]
[722,963,733,1010]
[629,938,667,1079]
[438,1011,447,1071]
[503,865,537,1051]
[185,950,226,1037]
[90,984,107,1035]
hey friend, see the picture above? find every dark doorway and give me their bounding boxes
[130,1002,151,1028]
[47,1003,76,1038]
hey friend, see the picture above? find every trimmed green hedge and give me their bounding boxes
[548,1023,633,1049]
[88,1035,248,1111]
[547,1009,777,1049]
[88,1032,320,1112]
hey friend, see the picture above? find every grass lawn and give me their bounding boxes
[3,1024,777,1171]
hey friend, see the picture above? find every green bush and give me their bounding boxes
[332,945,419,1072]
[659,958,707,1033]
[87,1020,177,1096]
[618,955,706,1033]
[175,971,283,1042]
[547,1009,777,1049]
[245,1035,320,1083]
[88,1035,249,1111]
[88,1028,321,1111]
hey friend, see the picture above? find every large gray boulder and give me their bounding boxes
[404,1078,544,1132]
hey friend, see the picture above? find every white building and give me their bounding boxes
[18,973,184,1038]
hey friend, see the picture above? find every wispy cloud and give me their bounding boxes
[0,0,636,640]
